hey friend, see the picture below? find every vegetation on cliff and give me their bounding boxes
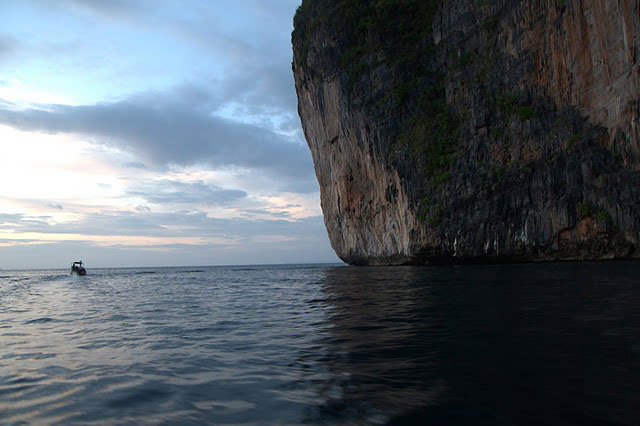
[294,0,459,199]
[295,1,439,73]
[293,0,640,264]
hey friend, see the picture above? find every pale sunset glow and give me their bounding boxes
[0,0,337,268]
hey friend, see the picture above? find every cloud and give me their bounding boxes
[23,0,300,116]
[214,61,298,116]
[0,213,52,232]
[0,234,340,268]
[0,212,53,224]
[0,207,339,268]
[276,178,319,194]
[0,210,159,236]
[81,1,299,115]
[0,213,25,224]
[126,179,247,206]
[0,1,310,183]
[0,206,327,241]
[123,161,147,169]
[59,0,142,16]
[0,0,339,268]
[241,208,292,219]
[0,85,314,181]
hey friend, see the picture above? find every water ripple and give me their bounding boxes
[0,264,638,423]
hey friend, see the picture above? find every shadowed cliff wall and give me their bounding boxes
[293,0,640,265]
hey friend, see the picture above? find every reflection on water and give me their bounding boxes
[0,264,638,424]
[307,267,444,423]
[311,263,640,424]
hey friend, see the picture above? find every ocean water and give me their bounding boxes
[0,263,638,424]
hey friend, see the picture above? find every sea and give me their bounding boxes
[0,262,638,424]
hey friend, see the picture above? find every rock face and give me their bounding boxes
[292,0,640,265]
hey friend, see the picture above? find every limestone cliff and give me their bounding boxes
[292,0,640,265]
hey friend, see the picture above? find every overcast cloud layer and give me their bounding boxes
[0,0,340,268]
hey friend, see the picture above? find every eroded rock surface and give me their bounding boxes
[292,0,640,264]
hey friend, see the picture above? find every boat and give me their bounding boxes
[71,261,87,276]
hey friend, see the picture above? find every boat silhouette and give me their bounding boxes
[71,261,87,276]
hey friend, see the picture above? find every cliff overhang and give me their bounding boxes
[293,0,640,265]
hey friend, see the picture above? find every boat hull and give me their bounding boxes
[71,267,87,276]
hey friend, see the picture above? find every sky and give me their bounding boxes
[0,0,341,268]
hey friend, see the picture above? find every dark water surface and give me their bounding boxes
[0,263,638,424]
